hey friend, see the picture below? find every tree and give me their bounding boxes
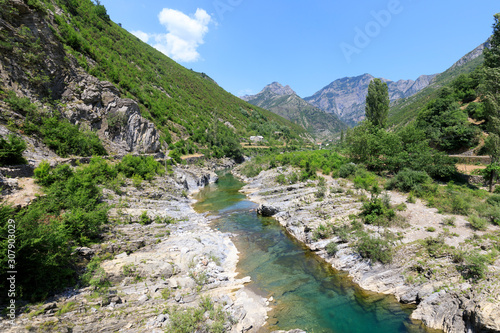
[0,134,27,166]
[482,13,500,191]
[484,13,500,69]
[365,78,389,128]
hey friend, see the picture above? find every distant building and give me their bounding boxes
[250,136,264,142]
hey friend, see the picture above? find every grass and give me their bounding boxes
[165,296,233,333]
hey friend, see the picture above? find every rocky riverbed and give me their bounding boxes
[0,160,271,333]
[233,166,500,333]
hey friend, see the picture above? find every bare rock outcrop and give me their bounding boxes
[0,0,162,155]
[61,74,161,154]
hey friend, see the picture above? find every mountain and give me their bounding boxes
[0,0,306,160]
[242,82,348,139]
[305,42,487,127]
[388,42,488,127]
[304,73,437,126]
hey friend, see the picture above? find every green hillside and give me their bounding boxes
[388,47,485,127]
[0,0,306,158]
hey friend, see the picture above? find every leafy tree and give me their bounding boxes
[416,87,479,152]
[0,134,27,166]
[365,78,389,128]
[484,13,500,69]
[346,122,456,179]
[481,13,500,191]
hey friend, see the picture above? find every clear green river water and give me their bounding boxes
[194,172,438,333]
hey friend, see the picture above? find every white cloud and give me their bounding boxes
[151,8,212,63]
[131,30,150,43]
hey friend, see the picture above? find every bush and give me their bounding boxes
[34,161,73,187]
[386,168,432,193]
[116,154,164,180]
[312,224,331,241]
[5,91,37,115]
[442,216,456,227]
[460,250,490,280]
[487,194,500,206]
[468,215,488,231]
[422,236,446,258]
[353,168,377,190]
[5,159,112,300]
[0,134,27,166]
[139,211,151,225]
[332,224,351,243]
[465,102,485,120]
[325,242,339,256]
[339,163,357,178]
[360,197,395,226]
[356,235,393,264]
[485,205,500,225]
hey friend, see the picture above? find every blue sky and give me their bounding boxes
[99,0,498,98]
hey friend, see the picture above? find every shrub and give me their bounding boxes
[332,224,351,243]
[460,250,490,280]
[386,168,432,193]
[422,236,446,258]
[276,174,287,185]
[34,161,74,187]
[465,102,485,120]
[139,211,151,225]
[356,235,393,264]
[339,163,357,178]
[325,242,339,256]
[39,117,107,157]
[485,206,500,225]
[487,194,500,206]
[5,91,37,115]
[132,174,143,188]
[360,197,395,226]
[116,154,164,180]
[0,134,27,166]
[312,224,331,241]
[442,216,456,227]
[468,215,488,231]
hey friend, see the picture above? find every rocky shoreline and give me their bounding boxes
[0,160,271,333]
[232,166,500,333]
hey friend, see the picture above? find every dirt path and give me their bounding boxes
[2,178,42,207]
[456,163,487,174]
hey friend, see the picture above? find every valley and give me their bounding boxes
[1,1,500,333]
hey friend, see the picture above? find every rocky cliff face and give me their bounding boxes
[304,73,437,126]
[0,0,161,155]
[449,42,489,71]
[60,74,161,154]
[241,82,347,139]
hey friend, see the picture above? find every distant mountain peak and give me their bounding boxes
[242,82,347,138]
[262,82,296,96]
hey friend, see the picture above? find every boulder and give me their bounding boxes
[257,204,279,217]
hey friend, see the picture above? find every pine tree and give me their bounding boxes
[365,78,389,128]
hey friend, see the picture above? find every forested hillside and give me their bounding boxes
[388,43,487,127]
[0,0,306,161]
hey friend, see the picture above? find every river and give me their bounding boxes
[194,172,436,333]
